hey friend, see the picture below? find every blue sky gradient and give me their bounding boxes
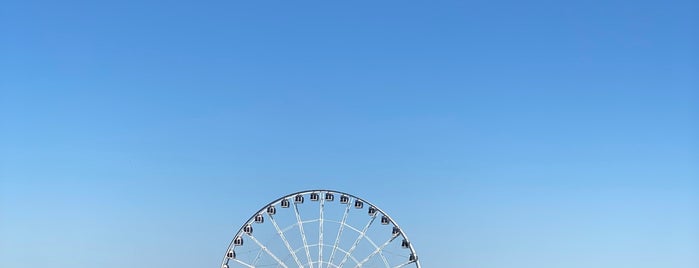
[1,0,698,267]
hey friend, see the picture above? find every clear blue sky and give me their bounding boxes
[1,0,697,267]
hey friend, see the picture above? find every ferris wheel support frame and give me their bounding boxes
[221,189,421,268]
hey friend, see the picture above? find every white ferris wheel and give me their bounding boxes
[221,190,420,268]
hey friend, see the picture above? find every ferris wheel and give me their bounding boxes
[221,190,420,268]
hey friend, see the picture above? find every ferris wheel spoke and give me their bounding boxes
[326,200,352,268]
[294,202,314,268]
[318,196,325,266]
[292,243,362,267]
[247,233,289,268]
[232,258,256,268]
[353,235,397,268]
[392,260,416,268]
[269,214,305,268]
[321,219,390,268]
[252,246,265,266]
[337,215,377,268]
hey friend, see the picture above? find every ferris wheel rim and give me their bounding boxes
[221,189,421,268]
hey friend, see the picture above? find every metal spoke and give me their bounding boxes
[252,246,264,266]
[318,194,325,266]
[291,243,362,267]
[232,258,256,268]
[326,200,352,268]
[337,215,376,268]
[247,233,289,268]
[269,214,305,268]
[392,260,415,268]
[354,235,397,267]
[307,260,340,268]
[294,202,314,268]
[321,219,390,267]
[318,261,340,268]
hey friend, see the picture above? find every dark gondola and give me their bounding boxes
[294,194,304,204]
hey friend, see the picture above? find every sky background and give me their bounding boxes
[1,0,698,267]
